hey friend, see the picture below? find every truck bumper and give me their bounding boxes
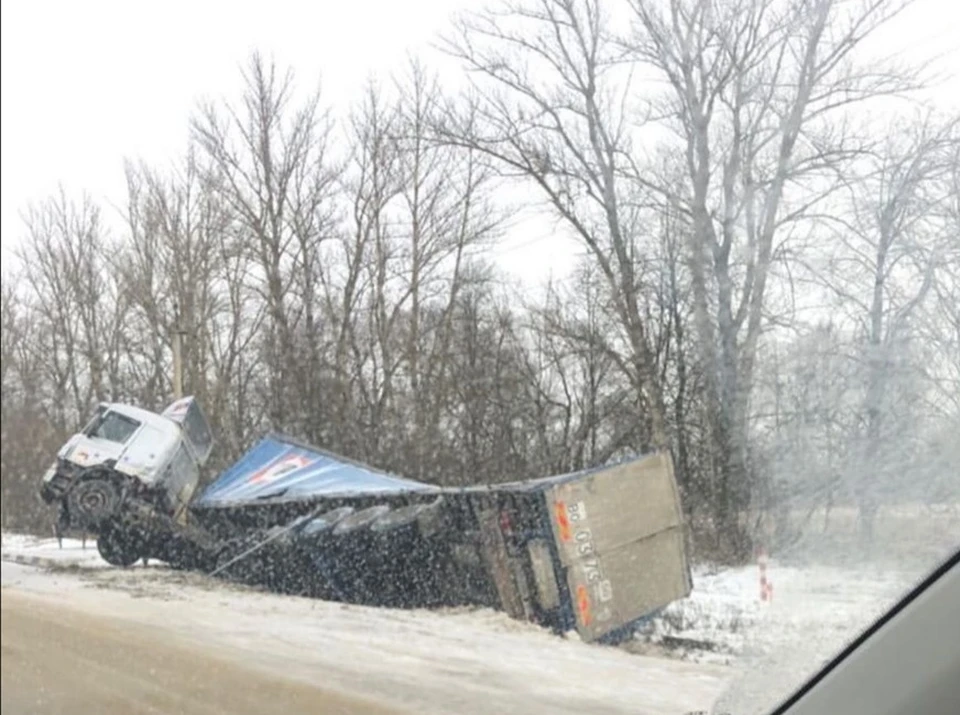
[40,471,75,503]
[39,460,83,504]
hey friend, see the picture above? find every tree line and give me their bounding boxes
[3,0,958,562]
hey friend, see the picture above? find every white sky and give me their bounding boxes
[2,0,958,285]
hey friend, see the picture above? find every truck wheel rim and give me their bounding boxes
[71,480,119,524]
[80,489,108,512]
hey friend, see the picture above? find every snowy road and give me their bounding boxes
[4,504,954,715]
[1,583,394,715]
[0,556,729,715]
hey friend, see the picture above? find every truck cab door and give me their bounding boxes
[161,396,214,466]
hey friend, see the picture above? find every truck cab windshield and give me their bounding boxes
[87,412,141,444]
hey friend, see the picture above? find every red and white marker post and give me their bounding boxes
[757,546,774,602]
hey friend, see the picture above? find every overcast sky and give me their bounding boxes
[2,0,957,285]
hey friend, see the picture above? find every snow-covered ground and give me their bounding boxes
[1,534,729,715]
[631,561,922,714]
[632,503,960,714]
[3,512,956,715]
[635,562,910,665]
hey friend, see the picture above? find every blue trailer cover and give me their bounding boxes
[195,434,437,507]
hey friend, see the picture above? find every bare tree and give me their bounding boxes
[808,112,959,537]
[17,191,122,428]
[624,0,921,557]
[119,149,271,466]
[0,279,20,398]
[4,192,124,532]
[440,0,670,453]
[192,53,338,436]
[521,264,641,473]
[393,62,503,476]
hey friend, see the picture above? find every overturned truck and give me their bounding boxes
[40,397,692,643]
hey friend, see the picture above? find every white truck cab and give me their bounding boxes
[41,397,213,559]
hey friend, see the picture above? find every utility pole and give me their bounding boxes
[172,303,186,400]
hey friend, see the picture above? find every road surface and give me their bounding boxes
[0,556,730,714]
[1,589,397,715]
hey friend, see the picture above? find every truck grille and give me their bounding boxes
[41,461,81,501]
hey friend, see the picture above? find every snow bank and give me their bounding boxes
[641,561,913,657]
[635,555,941,714]
[1,532,109,569]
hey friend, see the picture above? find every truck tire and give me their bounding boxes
[67,474,122,529]
[332,505,391,536]
[415,497,446,538]
[97,521,143,567]
[368,498,444,537]
[298,507,355,541]
[370,503,425,533]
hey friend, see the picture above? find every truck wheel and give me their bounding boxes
[417,498,446,536]
[298,507,355,541]
[97,522,143,567]
[370,503,425,533]
[332,505,391,536]
[68,475,121,529]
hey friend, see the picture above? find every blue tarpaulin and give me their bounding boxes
[194,434,437,507]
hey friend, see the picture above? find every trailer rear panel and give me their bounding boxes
[545,452,691,641]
